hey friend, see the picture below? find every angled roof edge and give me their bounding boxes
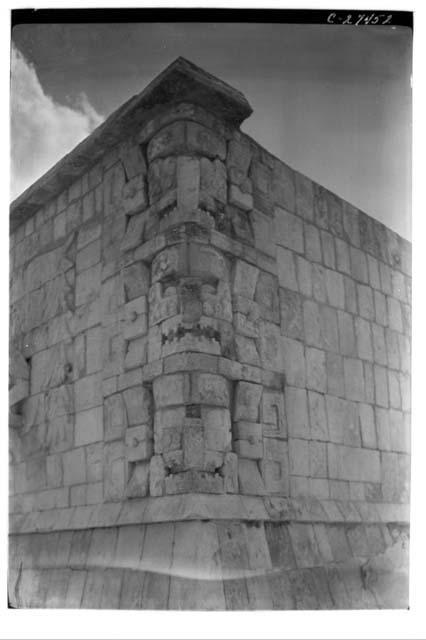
[10,57,253,231]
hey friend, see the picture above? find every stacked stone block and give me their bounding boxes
[9,57,410,609]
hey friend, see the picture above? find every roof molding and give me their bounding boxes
[10,57,253,231]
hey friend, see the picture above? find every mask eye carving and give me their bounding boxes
[201,276,219,296]
[160,275,179,297]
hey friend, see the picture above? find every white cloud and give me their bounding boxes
[10,45,103,200]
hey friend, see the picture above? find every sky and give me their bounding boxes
[10,21,412,238]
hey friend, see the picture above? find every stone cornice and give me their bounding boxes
[10,57,253,232]
[9,495,410,535]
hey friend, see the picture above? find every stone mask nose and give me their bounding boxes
[180,279,202,323]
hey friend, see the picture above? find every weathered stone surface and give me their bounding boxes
[279,288,303,340]
[374,290,388,326]
[63,448,86,486]
[276,246,298,291]
[309,441,327,478]
[303,300,322,348]
[222,452,238,493]
[201,407,231,452]
[306,347,326,393]
[191,372,230,406]
[176,156,200,212]
[75,264,101,308]
[46,385,73,420]
[274,207,304,253]
[255,271,279,318]
[123,174,148,214]
[358,284,375,321]
[288,523,322,568]
[258,321,284,372]
[312,185,328,230]
[121,212,146,252]
[123,262,150,302]
[31,343,73,394]
[319,305,339,353]
[374,364,389,408]
[388,409,409,453]
[234,381,262,422]
[261,389,287,438]
[76,240,101,274]
[229,206,254,244]
[308,391,328,441]
[46,414,74,453]
[295,173,314,221]
[127,462,150,497]
[304,224,321,265]
[86,327,102,374]
[250,160,273,213]
[227,136,252,176]
[75,406,103,446]
[355,316,373,361]
[238,459,266,495]
[104,442,126,501]
[312,264,327,304]
[325,352,345,398]
[153,373,189,408]
[229,184,253,211]
[343,275,357,315]
[234,422,263,459]
[233,299,260,339]
[235,334,260,366]
[326,395,360,447]
[371,323,387,366]
[140,522,174,608]
[233,260,259,299]
[119,140,146,180]
[343,357,365,402]
[285,387,309,439]
[261,440,289,494]
[364,359,377,403]
[200,157,227,206]
[165,469,223,495]
[186,122,226,159]
[350,247,369,283]
[149,455,166,496]
[148,157,177,204]
[148,122,186,161]
[75,374,102,412]
[168,521,225,609]
[272,162,295,212]
[122,386,152,426]
[328,443,380,482]
[86,443,103,483]
[295,257,312,299]
[9,59,411,612]
[125,425,153,462]
[281,336,305,388]
[325,269,344,309]
[335,238,351,274]
[321,231,336,269]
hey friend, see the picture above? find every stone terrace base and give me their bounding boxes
[9,496,409,610]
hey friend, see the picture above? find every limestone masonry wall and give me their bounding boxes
[9,58,411,609]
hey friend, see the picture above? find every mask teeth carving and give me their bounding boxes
[165,221,210,242]
[158,204,177,221]
[161,323,221,345]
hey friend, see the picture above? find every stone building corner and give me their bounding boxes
[9,57,411,610]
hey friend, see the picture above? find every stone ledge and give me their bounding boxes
[9,495,410,534]
[8,518,409,609]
